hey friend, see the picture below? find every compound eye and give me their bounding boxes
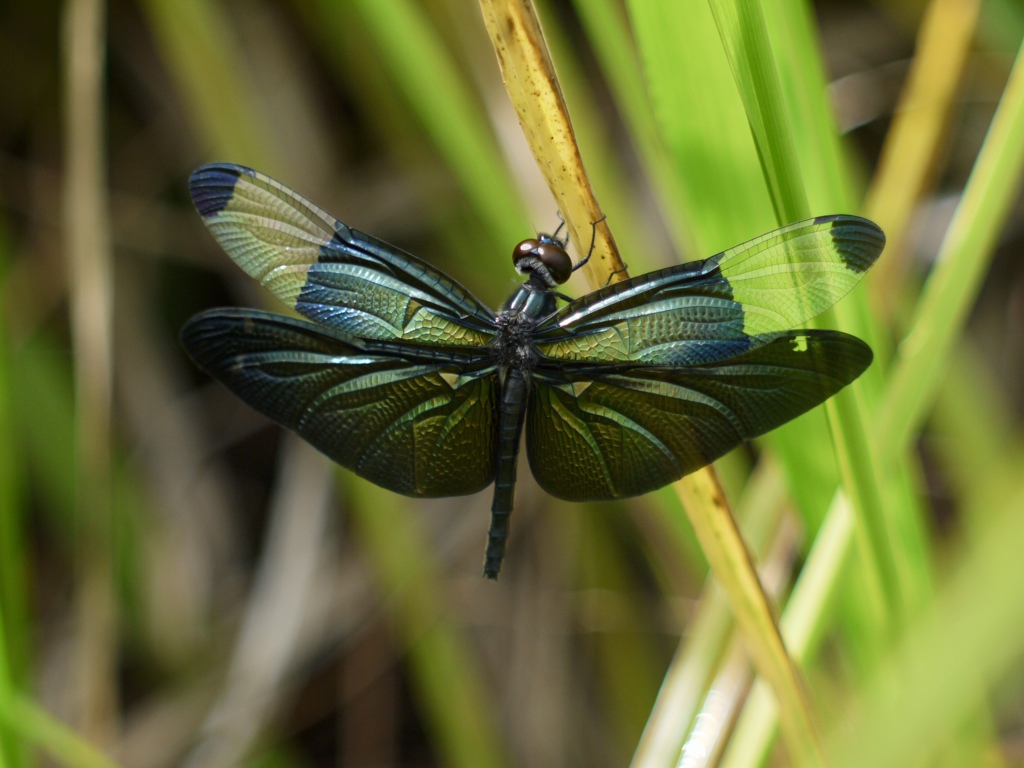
[512,238,541,269]
[536,243,573,284]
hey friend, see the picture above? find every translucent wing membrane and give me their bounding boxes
[536,216,884,367]
[527,330,872,501]
[189,164,497,345]
[182,309,498,497]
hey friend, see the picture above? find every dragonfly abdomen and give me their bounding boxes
[485,370,531,579]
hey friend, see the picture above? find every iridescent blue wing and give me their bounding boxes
[182,309,498,497]
[189,163,497,346]
[535,216,883,366]
[526,331,871,501]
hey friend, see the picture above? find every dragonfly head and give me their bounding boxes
[512,236,572,286]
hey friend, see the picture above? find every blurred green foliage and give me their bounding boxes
[1,0,1024,766]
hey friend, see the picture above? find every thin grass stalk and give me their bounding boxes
[878,36,1024,463]
[631,584,735,768]
[0,603,12,768]
[534,0,654,274]
[476,2,823,764]
[675,509,801,768]
[62,0,117,741]
[672,470,822,768]
[476,0,625,287]
[631,461,787,768]
[677,637,752,768]
[721,492,857,768]
[865,0,982,315]
[0,242,28,768]
[181,439,333,767]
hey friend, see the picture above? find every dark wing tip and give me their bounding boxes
[819,214,886,275]
[825,331,874,384]
[180,308,238,372]
[189,163,256,217]
[764,327,873,386]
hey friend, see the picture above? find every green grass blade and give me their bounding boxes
[864,0,980,308]
[569,0,698,259]
[761,0,858,212]
[346,0,530,249]
[348,480,508,768]
[878,37,1024,462]
[829,474,1024,768]
[625,0,776,256]
[136,0,280,168]
[931,339,1020,520]
[768,0,938,618]
[717,0,917,621]
[577,511,666,758]
[0,233,28,768]
[0,695,120,768]
[706,0,809,223]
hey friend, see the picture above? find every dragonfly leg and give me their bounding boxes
[604,263,629,286]
[571,215,607,273]
[549,214,567,247]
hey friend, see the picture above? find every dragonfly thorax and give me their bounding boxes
[493,308,540,374]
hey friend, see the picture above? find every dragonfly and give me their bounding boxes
[182,163,884,579]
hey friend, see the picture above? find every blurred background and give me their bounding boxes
[2,0,1024,766]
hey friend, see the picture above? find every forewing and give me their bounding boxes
[190,164,496,345]
[182,308,497,497]
[526,331,871,501]
[536,215,883,366]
